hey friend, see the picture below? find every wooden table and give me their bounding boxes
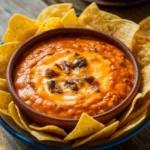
[0,0,150,149]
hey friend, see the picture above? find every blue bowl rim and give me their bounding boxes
[0,116,149,150]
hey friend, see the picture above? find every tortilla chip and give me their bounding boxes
[64,113,104,141]
[9,101,27,130]
[29,123,67,137]
[72,121,119,147]
[133,44,150,68]
[37,3,72,22]
[120,99,150,128]
[0,110,11,116]
[36,17,63,34]
[107,19,139,49]
[119,93,143,126]
[3,14,40,43]
[111,109,148,140]
[0,78,8,92]
[105,118,116,126]
[134,35,150,45]
[78,3,110,34]
[140,64,150,96]
[0,42,20,76]
[61,9,79,27]
[136,16,150,36]
[10,102,64,142]
[101,10,120,20]
[0,90,13,116]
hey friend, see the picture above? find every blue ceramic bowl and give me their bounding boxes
[0,12,150,150]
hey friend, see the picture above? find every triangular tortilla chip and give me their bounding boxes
[107,19,139,49]
[105,118,116,126]
[136,16,150,36]
[101,10,120,20]
[72,121,119,147]
[140,64,150,96]
[0,90,13,116]
[37,3,72,22]
[120,99,150,127]
[64,113,104,141]
[29,123,67,137]
[134,35,150,45]
[3,14,40,43]
[78,3,110,34]
[133,44,150,68]
[111,109,148,140]
[0,42,20,76]
[36,17,63,34]
[119,93,143,126]
[0,78,8,92]
[9,101,26,130]
[61,9,79,27]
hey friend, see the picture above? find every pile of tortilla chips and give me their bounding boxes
[0,2,150,148]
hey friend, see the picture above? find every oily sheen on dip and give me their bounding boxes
[14,37,134,119]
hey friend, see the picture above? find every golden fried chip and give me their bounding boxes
[0,42,20,76]
[133,44,150,68]
[29,123,67,137]
[120,99,150,127]
[10,102,64,142]
[36,17,63,34]
[61,9,79,27]
[105,118,116,126]
[136,16,150,36]
[3,14,40,43]
[72,121,119,147]
[140,64,150,96]
[9,101,26,130]
[119,93,143,126]
[37,3,72,22]
[0,90,13,116]
[78,3,110,34]
[64,113,104,141]
[0,78,8,92]
[107,19,139,49]
[111,109,148,140]
[101,10,120,20]
[134,35,150,45]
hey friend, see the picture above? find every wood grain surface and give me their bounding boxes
[0,0,150,150]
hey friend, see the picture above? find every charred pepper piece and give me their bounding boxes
[47,80,62,94]
[91,80,100,92]
[82,75,95,84]
[72,57,87,69]
[62,61,70,74]
[45,68,59,78]
[64,80,78,91]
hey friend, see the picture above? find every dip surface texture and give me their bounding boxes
[14,37,134,119]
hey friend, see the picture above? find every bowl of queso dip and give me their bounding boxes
[7,28,141,129]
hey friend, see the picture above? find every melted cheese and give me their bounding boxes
[14,37,134,119]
